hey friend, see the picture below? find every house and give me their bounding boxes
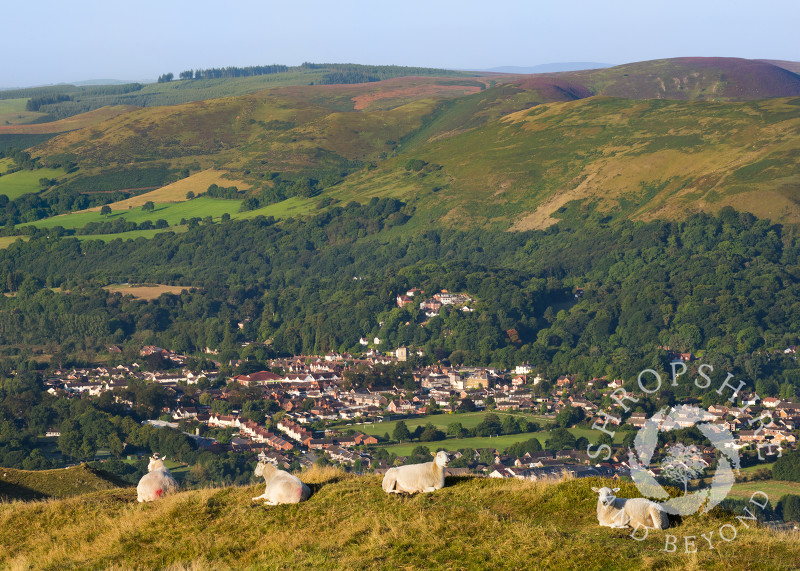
[628,412,648,428]
[609,379,625,389]
[233,370,282,387]
[397,295,414,308]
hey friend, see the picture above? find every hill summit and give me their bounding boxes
[0,466,797,569]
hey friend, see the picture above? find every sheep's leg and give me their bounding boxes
[422,486,437,493]
[252,491,268,501]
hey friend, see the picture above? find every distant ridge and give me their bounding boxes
[483,62,612,73]
[72,79,139,86]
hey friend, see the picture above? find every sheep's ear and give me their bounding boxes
[591,487,599,492]
[612,488,620,493]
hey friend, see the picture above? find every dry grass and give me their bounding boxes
[82,169,251,212]
[0,106,138,134]
[104,284,192,301]
[1,472,798,570]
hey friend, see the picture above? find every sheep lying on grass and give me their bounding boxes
[382,450,449,494]
[137,454,179,503]
[592,486,669,530]
[252,460,311,506]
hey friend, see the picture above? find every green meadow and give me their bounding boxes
[358,411,551,437]
[27,195,317,237]
[0,168,63,200]
[727,479,800,508]
[359,411,625,457]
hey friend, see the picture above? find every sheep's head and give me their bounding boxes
[591,486,620,507]
[148,456,166,472]
[433,450,449,467]
[254,461,276,478]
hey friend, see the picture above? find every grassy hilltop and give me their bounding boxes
[0,466,798,570]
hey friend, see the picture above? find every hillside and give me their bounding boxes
[0,464,131,501]
[3,56,800,238]
[572,57,800,101]
[0,468,797,570]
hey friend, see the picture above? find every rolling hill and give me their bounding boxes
[572,57,800,101]
[4,57,800,238]
[0,467,797,570]
[0,464,131,501]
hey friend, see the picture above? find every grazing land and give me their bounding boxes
[358,411,550,436]
[103,284,192,300]
[0,168,64,200]
[728,480,800,508]
[0,468,797,570]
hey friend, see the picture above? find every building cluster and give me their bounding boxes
[39,344,800,478]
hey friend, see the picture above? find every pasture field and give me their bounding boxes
[0,167,64,200]
[0,236,29,249]
[29,196,243,230]
[358,411,551,437]
[0,98,45,126]
[727,479,800,507]
[82,169,252,211]
[104,284,193,300]
[238,196,317,220]
[24,194,315,237]
[374,425,624,457]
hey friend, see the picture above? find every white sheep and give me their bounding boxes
[382,450,449,494]
[251,460,311,505]
[137,454,179,502]
[592,486,669,530]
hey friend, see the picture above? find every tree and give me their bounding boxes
[186,191,195,200]
[546,428,576,450]
[773,450,800,482]
[142,201,155,213]
[393,420,411,443]
[778,494,800,522]
[555,405,584,428]
[457,398,476,412]
[100,205,112,218]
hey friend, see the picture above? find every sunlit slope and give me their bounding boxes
[372,96,800,229]
[571,57,800,101]
[0,471,797,570]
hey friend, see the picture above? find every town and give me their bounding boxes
[42,337,799,485]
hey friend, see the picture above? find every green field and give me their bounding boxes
[0,168,63,200]
[727,479,800,508]
[0,98,45,126]
[370,422,623,457]
[358,411,552,437]
[0,236,28,249]
[29,196,243,230]
[24,195,317,238]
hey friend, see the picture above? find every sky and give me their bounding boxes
[2,0,800,88]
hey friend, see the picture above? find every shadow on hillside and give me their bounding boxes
[0,481,49,502]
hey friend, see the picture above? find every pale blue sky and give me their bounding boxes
[3,0,799,88]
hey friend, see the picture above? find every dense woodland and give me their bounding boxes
[0,199,798,399]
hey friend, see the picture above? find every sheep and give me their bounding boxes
[382,450,449,494]
[591,486,669,530]
[251,460,311,505]
[137,454,179,502]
